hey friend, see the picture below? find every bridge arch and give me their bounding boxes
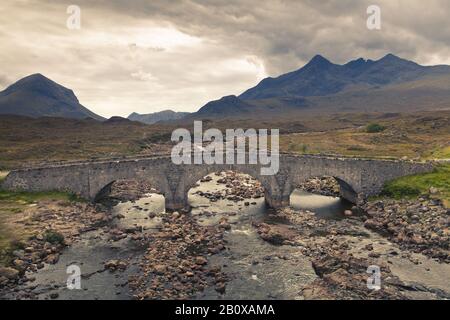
[287,175,359,204]
[173,164,280,211]
[92,178,164,203]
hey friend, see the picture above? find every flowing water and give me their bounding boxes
[20,173,431,300]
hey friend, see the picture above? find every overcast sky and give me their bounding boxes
[1,0,450,117]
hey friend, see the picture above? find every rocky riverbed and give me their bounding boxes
[0,200,111,297]
[1,172,448,300]
[362,197,449,262]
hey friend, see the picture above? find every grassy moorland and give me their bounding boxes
[0,111,448,170]
[0,115,175,170]
[0,190,78,266]
[280,111,450,160]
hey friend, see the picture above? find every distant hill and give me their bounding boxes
[104,116,139,125]
[0,74,104,120]
[189,54,450,119]
[128,110,190,124]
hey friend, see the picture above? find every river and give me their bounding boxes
[16,173,450,300]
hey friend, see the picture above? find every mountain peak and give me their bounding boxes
[380,53,399,60]
[0,74,104,120]
[306,54,332,67]
[377,53,416,65]
[26,73,48,80]
[11,73,55,88]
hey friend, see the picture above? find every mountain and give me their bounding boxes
[128,110,190,124]
[239,54,450,100]
[195,95,254,116]
[186,94,311,120]
[190,54,450,119]
[0,74,104,120]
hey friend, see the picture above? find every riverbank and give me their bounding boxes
[0,192,111,297]
[1,172,448,300]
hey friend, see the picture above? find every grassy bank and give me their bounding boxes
[381,164,450,207]
[0,189,80,266]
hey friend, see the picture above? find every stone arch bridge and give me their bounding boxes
[2,154,434,211]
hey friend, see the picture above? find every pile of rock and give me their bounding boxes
[302,253,407,300]
[104,259,128,272]
[107,180,159,203]
[195,171,264,202]
[362,197,449,262]
[298,176,340,197]
[129,211,228,299]
[253,222,298,245]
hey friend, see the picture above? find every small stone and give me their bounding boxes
[13,259,26,269]
[0,267,20,280]
[215,282,226,294]
[46,253,59,264]
[153,264,167,275]
[50,293,59,299]
[195,257,208,265]
[105,259,119,270]
[117,261,128,270]
[429,187,439,195]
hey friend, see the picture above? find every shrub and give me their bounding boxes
[366,123,386,133]
[43,230,65,245]
[300,144,308,153]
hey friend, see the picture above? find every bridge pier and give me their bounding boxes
[165,195,190,212]
[264,191,290,209]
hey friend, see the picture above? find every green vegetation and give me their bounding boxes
[288,143,308,153]
[43,230,65,245]
[0,189,82,204]
[0,240,26,267]
[381,164,450,206]
[366,123,386,133]
[427,146,450,160]
[0,189,80,266]
[280,111,449,160]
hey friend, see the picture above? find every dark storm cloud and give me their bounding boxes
[1,0,450,117]
[72,0,450,70]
